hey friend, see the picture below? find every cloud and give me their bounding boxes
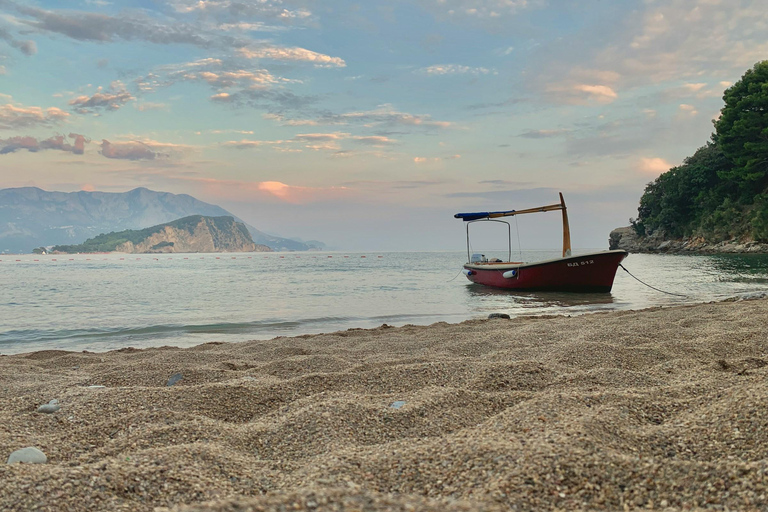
[0,26,37,55]
[293,132,349,142]
[177,176,349,204]
[134,102,170,112]
[0,103,69,130]
[69,82,134,113]
[419,64,496,75]
[100,140,160,160]
[222,132,399,152]
[575,84,618,103]
[237,46,346,67]
[0,133,89,154]
[518,129,570,139]
[414,154,460,164]
[302,104,454,130]
[137,58,313,116]
[175,67,281,88]
[636,157,673,176]
[417,0,541,21]
[169,0,313,24]
[263,113,320,126]
[532,0,768,100]
[543,81,619,105]
[222,139,288,149]
[678,103,698,116]
[351,136,397,146]
[0,135,38,154]
[207,87,317,112]
[9,3,232,48]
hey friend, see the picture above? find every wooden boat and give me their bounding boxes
[454,193,627,292]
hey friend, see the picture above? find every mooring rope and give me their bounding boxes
[447,267,465,282]
[619,263,688,297]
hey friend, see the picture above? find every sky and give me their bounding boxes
[1,0,767,251]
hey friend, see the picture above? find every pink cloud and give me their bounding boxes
[238,46,346,67]
[179,177,349,204]
[636,157,672,176]
[0,132,89,155]
[100,140,157,160]
[0,103,69,129]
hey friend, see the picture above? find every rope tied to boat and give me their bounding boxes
[619,263,688,297]
[447,267,465,282]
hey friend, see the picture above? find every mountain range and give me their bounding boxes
[0,187,320,253]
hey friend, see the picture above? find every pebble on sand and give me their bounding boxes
[166,373,183,386]
[6,447,47,464]
[36,399,60,414]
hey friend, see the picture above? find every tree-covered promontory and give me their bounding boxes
[633,61,768,243]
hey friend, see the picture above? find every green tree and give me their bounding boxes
[714,60,768,199]
[635,143,731,237]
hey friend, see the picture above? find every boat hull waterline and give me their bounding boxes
[463,250,628,292]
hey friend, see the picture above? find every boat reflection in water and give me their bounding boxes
[464,284,616,318]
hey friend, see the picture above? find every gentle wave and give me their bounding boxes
[0,312,461,348]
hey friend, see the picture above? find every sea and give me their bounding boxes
[2,250,768,355]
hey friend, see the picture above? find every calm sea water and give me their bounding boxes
[2,250,768,355]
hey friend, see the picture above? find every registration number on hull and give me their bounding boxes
[567,259,594,267]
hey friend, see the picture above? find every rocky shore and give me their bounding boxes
[609,226,768,254]
[2,298,768,511]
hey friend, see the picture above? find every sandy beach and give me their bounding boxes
[2,298,767,511]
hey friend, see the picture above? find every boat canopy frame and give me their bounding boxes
[463,218,513,264]
[455,192,572,261]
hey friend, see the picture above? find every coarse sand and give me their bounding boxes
[1,298,768,511]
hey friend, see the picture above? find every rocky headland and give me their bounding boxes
[53,216,270,254]
[609,226,768,254]
[0,187,318,252]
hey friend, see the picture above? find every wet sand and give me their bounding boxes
[1,298,767,511]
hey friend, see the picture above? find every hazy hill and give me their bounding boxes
[52,215,269,254]
[0,187,316,253]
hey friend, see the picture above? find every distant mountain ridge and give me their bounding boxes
[52,215,269,254]
[0,187,316,253]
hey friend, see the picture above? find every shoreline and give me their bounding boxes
[2,297,768,510]
[609,226,768,254]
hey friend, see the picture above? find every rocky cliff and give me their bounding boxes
[53,216,271,254]
[609,226,768,254]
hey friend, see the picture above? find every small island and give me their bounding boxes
[51,215,271,254]
[611,60,768,254]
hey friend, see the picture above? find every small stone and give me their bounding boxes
[36,399,60,414]
[390,400,407,409]
[166,373,183,386]
[488,313,511,319]
[7,447,47,464]
[87,385,106,389]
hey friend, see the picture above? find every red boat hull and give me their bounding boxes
[463,250,627,292]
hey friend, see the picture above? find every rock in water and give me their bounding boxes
[488,313,511,319]
[166,373,183,386]
[36,399,60,413]
[7,447,47,464]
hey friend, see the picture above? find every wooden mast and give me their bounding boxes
[559,192,571,257]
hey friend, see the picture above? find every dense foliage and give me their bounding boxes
[634,61,768,242]
[52,215,237,253]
